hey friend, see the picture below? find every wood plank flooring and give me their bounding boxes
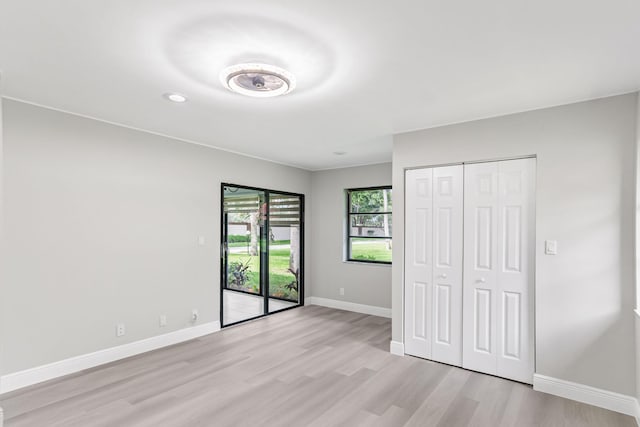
[0,306,635,426]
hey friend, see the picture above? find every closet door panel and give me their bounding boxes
[404,168,434,359]
[496,158,535,383]
[463,162,499,375]
[463,158,535,384]
[431,165,463,366]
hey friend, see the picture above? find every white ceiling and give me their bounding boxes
[1,0,639,170]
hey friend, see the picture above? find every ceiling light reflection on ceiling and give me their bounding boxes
[164,93,188,103]
[220,63,295,98]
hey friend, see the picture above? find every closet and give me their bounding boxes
[404,158,535,384]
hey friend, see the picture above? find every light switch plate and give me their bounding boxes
[545,240,558,255]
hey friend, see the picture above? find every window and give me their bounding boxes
[346,187,392,263]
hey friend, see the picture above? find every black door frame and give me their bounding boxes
[220,183,305,327]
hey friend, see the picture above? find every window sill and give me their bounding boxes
[343,260,392,267]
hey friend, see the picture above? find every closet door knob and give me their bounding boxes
[438,273,447,279]
[477,278,486,283]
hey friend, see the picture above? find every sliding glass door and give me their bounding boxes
[221,184,304,326]
[221,186,266,325]
[268,193,302,313]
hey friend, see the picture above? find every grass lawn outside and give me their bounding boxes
[228,239,290,248]
[350,238,392,263]
[227,247,299,301]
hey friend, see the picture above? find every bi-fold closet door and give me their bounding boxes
[462,159,535,383]
[404,165,464,366]
[404,158,535,384]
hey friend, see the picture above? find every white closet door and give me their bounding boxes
[404,166,463,365]
[462,161,499,374]
[496,158,535,383]
[463,158,535,383]
[404,168,434,359]
[431,165,463,366]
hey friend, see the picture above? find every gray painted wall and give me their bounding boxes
[310,163,392,308]
[0,100,312,375]
[392,93,638,396]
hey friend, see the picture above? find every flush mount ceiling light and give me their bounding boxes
[220,63,296,98]
[163,92,188,103]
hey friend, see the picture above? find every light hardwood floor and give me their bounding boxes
[0,306,635,426]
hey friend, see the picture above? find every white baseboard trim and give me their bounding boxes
[0,321,220,395]
[533,374,638,417]
[390,340,405,356]
[305,296,391,318]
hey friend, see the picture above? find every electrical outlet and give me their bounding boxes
[159,315,167,327]
[116,323,125,337]
[191,309,199,323]
[339,288,345,296]
[198,236,205,246]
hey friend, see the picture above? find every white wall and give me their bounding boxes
[310,163,392,309]
[393,93,638,396]
[0,99,312,375]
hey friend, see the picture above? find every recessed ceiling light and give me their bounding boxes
[333,151,347,155]
[220,63,295,98]
[163,93,187,103]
